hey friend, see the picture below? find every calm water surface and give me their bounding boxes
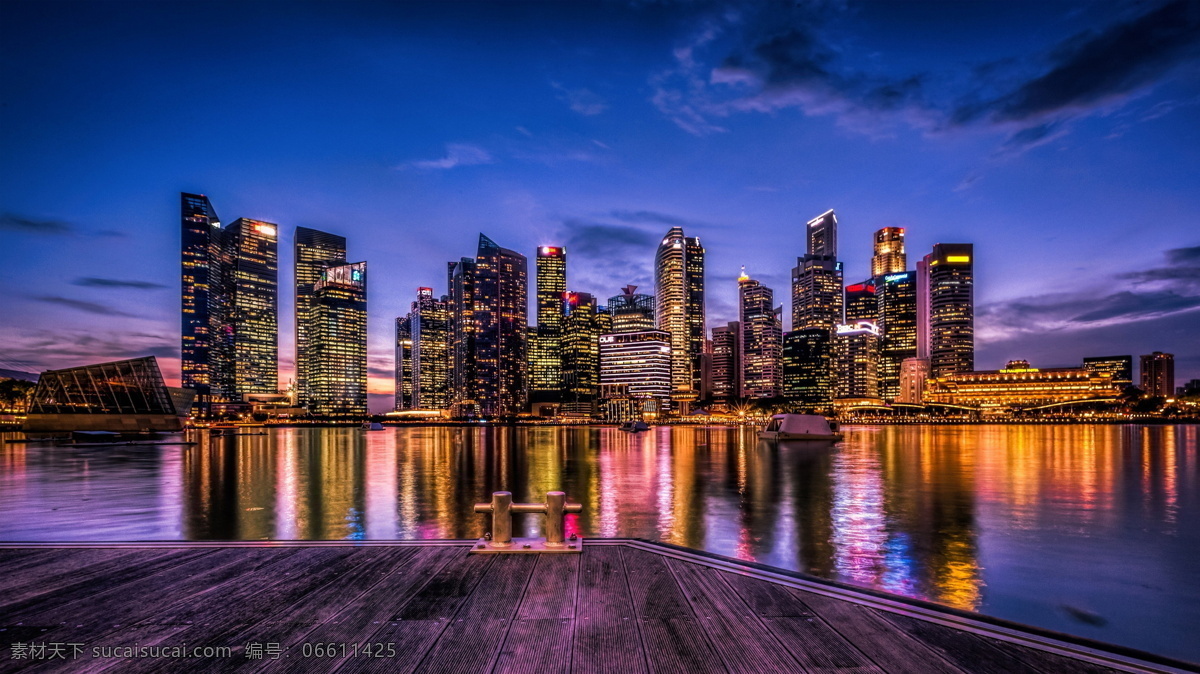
[1,424,1197,662]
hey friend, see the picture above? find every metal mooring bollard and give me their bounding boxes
[471,490,583,554]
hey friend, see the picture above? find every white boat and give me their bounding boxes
[363,421,384,431]
[758,414,841,441]
[618,421,650,432]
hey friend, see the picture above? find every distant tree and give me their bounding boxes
[0,379,36,413]
[1132,396,1165,414]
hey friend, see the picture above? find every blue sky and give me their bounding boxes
[2,0,1198,410]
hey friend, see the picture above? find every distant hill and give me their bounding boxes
[0,369,39,382]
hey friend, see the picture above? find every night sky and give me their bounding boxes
[2,0,1198,412]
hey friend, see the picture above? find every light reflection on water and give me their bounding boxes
[0,424,1197,662]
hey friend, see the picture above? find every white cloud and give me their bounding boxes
[402,143,494,170]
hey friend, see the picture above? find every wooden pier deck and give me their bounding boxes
[0,541,1190,673]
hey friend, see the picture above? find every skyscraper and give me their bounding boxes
[807,209,838,258]
[710,322,740,403]
[180,193,230,406]
[844,282,877,323]
[791,256,844,333]
[224,218,279,396]
[461,234,527,417]
[835,321,881,399]
[561,292,606,409]
[871,227,906,277]
[738,269,782,399]
[295,227,346,405]
[926,244,974,378]
[1140,352,1175,397]
[782,329,833,412]
[608,286,655,333]
[531,246,567,403]
[877,271,918,401]
[396,287,451,410]
[599,330,672,402]
[306,261,367,416]
[655,227,705,402]
[447,257,478,415]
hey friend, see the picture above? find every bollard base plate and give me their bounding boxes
[469,537,584,554]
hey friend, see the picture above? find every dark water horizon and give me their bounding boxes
[1,424,1196,663]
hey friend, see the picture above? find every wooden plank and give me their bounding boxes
[638,619,727,674]
[874,611,1043,674]
[620,547,693,619]
[0,548,170,607]
[0,549,216,618]
[410,554,538,674]
[76,625,197,674]
[395,552,497,621]
[492,619,572,674]
[572,547,645,674]
[760,617,883,673]
[516,554,579,620]
[667,559,799,674]
[789,590,965,674]
[266,547,463,674]
[714,571,814,618]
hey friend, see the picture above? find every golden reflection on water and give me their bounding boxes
[1,425,1195,621]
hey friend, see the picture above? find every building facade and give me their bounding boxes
[655,227,706,403]
[295,227,346,405]
[926,243,974,378]
[871,227,906,277]
[396,287,451,411]
[782,328,833,412]
[876,271,918,401]
[180,193,231,405]
[738,270,781,398]
[224,218,279,397]
[1083,355,1133,390]
[531,246,567,403]
[599,330,672,403]
[807,209,838,258]
[306,261,367,416]
[608,286,655,333]
[924,360,1120,410]
[710,322,740,402]
[460,234,527,417]
[1140,352,1175,397]
[834,321,881,400]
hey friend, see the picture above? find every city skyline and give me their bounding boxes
[3,1,1199,412]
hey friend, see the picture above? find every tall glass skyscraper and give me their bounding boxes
[224,218,279,396]
[654,227,705,402]
[530,246,566,403]
[782,328,833,412]
[927,244,974,378]
[306,261,367,416]
[180,193,229,405]
[451,234,527,417]
[738,269,781,399]
[710,321,740,402]
[877,271,918,401]
[807,209,838,258]
[871,227,906,277]
[396,287,451,411]
[295,227,346,405]
[607,285,655,333]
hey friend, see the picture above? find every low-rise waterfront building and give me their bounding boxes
[924,359,1120,411]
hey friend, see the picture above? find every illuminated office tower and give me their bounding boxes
[738,269,782,398]
[655,227,706,402]
[835,321,881,399]
[871,227,906,277]
[877,271,918,401]
[844,281,877,323]
[608,286,655,333]
[710,322,740,402]
[1140,352,1175,397]
[224,218,279,396]
[599,330,672,402]
[395,315,413,410]
[396,287,451,410]
[561,292,605,408]
[807,209,838,258]
[926,244,974,378]
[1083,355,1133,389]
[782,329,833,411]
[447,257,478,414]
[180,193,231,405]
[295,227,346,405]
[306,262,367,416]
[531,246,567,403]
[472,234,528,416]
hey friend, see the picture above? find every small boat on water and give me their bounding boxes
[618,420,650,432]
[758,414,841,442]
[363,421,384,431]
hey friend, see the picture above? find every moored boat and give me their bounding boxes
[618,420,650,432]
[758,414,841,441]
